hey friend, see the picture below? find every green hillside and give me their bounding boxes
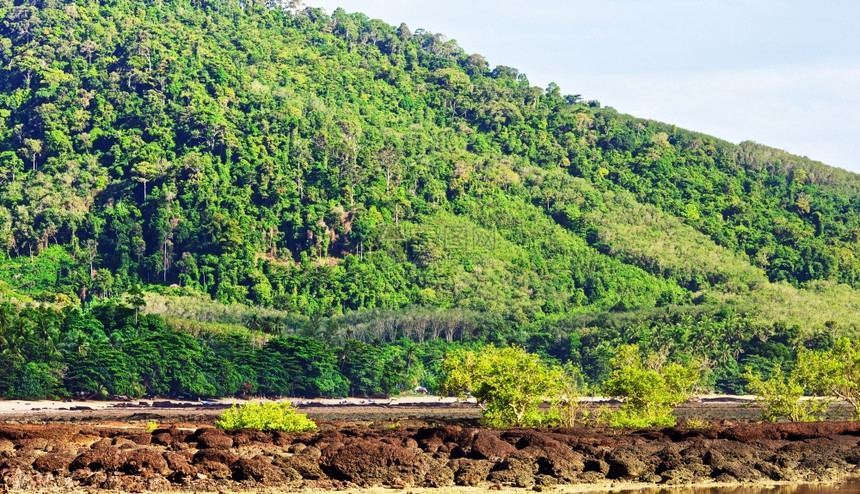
[0,0,857,398]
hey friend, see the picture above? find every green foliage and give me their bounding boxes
[65,345,140,398]
[684,418,711,429]
[440,345,573,427]
[14,362,67,400]
[602,345,699,427]
[743,365,829,422]
[547,363,589,427]
[794,338,860,419]
[0,0,855,335]
[215,402,316,433]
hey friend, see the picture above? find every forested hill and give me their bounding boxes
[0,0,859,398]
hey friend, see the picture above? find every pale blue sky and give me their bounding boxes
[308,0,860,174]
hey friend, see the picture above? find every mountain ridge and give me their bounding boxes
[0,0,856,397]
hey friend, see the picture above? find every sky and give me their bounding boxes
[306,0,860,174]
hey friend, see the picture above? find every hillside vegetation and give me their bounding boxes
[0,0,858,398]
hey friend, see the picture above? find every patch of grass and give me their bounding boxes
[684,418,711,429]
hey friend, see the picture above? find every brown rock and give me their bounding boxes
[301,445,322,459]
[322,439,427,486]
[122,448,170,475]
[151,432,174,446]
[83,470,108,486]
[198,460,233,480]
[287,442,307,454]
[232,429,271,446]
[471,431,516,461]
[70,467,92,482]
[32,451,76,473]
[232,455,288,482]
[70,446,126,472]
[194,429,234,450]
[607,449,650,480]
[113,437,138,449]
[15,437,49,452]
[487,452,538,488]
[130,434,152,446]
[91,438,113,449]
[584,458,610,475]
[164,451,196,480]
[193,448,238,465]
[450,458,493,486]
[70,433,100,448]
[0,438,14,454]
[423,456,455,487]
[274,454,325,480]
[151,427,191,446]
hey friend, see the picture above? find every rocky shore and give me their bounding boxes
[1,420,859,492]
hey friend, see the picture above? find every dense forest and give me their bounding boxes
[0,0,859,399]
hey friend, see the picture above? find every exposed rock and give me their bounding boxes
[470,431,515,460]
[32,451,76,473]
[192,448,238,466]
[198,460,233,480]
[487,453,538,488]
[195,430,234,450]
[450,458,493,486]
[232,455,288,482]
[4,417,860,491]
[164,450,196,480]
[606,449,650,480]
[273,454,325,480]
[122,448,170,475]
[130,434,152,446]
[322,440,427,486]
[69,446,126,472]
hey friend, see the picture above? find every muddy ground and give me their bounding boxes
[0,400,858,492]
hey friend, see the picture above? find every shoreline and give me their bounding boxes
[5,478,857,494]
[0,395,471,414]
[0,420,858,492]
[295,478,860,493]
[0,401,858,493]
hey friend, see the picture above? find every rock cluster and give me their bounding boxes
[0,421,859,491]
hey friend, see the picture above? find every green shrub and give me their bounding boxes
[547,363,589,427]
[794,338,860,419]
[602,345,700,428]
[684,418,711,429]
[215,402,317,432]
[743,365,829,422]
[440,345,575,427]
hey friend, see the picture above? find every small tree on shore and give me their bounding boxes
[743,364,829,422]
[794,338,860,419]
[602,345,699,427]
[440,345,580,427]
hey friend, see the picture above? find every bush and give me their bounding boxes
[547,363,589,427]
[743,365,829,422]
[795,338,860,419]
[215,402,317,432]
[602,345,699,427]
[440,345,579,427]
